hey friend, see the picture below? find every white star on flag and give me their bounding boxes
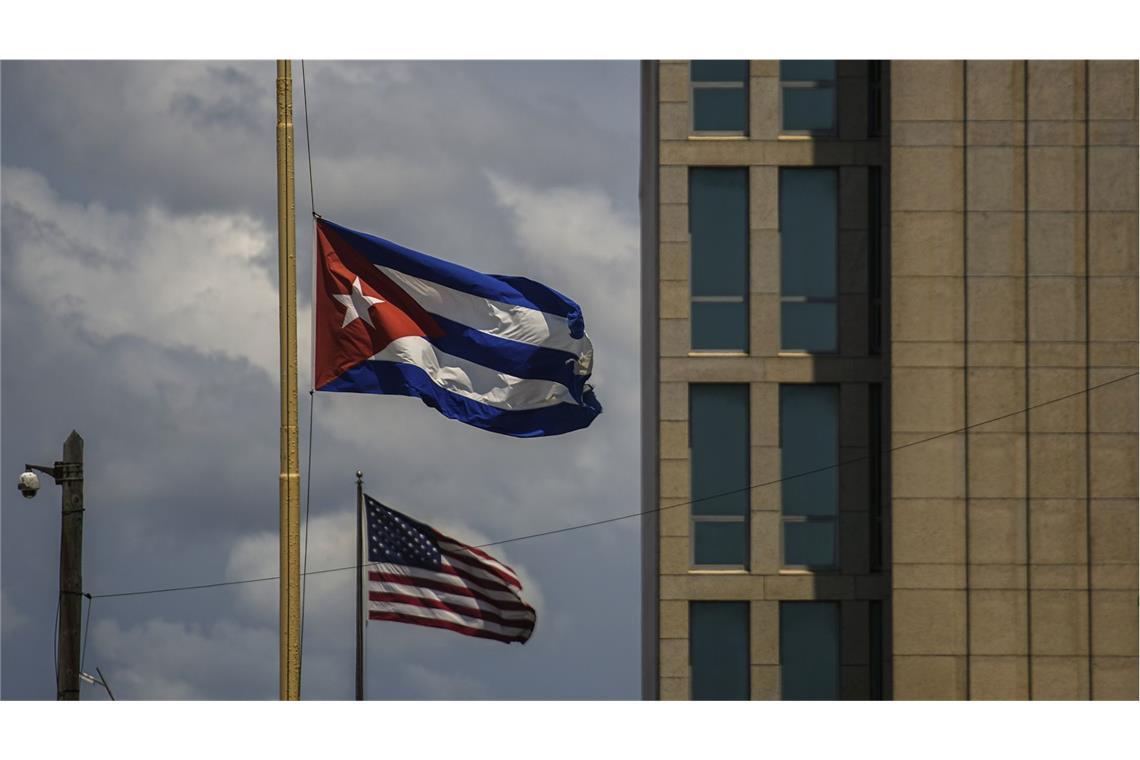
[334,276,384,328]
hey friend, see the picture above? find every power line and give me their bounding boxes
[88,370,1137,601]
[93,574,281,599]
[474,369,1138,550]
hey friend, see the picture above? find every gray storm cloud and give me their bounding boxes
[2,60,640,700]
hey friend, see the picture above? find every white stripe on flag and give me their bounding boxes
[441,550,520,590]
[370,564,521,603]
[368,599,533,639]
[378,264,592,363]
[369,336,579,410]
[439,539,520,585]
[373,580,536,622]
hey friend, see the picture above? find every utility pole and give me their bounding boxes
[57,431,84,700]
[21,430,86,700]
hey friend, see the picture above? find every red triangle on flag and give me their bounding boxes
[313,220,443,389]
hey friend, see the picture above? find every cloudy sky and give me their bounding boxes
[1,60,641,699]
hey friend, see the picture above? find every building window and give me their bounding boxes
[868,166,883,355]
[780,168,838,353]
[690,384,749,567]
[780,602,839,700]
[691,60,748,134]
[780,60,836,135]
[691,601,750,700]
[869,383,884,572]
[780,385,839,569]
[690,168,748,351]
[869,600,884,700]
[867,60,883,138]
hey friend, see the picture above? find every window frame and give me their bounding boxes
[778,383,840,571]
[689,383,751,570]
[690,61,749,136]
[778,61,837,138]
[778,167,840,355]
[689,167,750,354]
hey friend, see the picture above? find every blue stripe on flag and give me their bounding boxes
[321,360,602,438]
[425,314,591,403]
[320,218,586,338]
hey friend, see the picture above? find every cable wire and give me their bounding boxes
[93,575,280,599]
[52,594,60,690]
[298,58,319,694]
[299,390,316,691]
[473,369,1139,551]
[301,60,317,217]
[87,370,1137,600]
[80,594,94,672]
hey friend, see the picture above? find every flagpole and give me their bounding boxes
[355,470,365,701]
[276,59,302,701]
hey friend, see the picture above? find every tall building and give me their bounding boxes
[640,60,1138,700]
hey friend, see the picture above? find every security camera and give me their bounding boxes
[17,471,41,499]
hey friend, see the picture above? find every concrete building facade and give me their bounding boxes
[640,60,1138,700]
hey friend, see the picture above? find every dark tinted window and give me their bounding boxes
[780,385,839,567]
[781,302,838,353]
[693,89,748,132]
[782,88,836,132]
[691,169,748,295]
[869,383,883,571]
[780,60,836,80]
[691,384,749,566]
[869,167,883,354]
[691,602,750,699]
[870,600,884,699]
[693,522,748,566]
[691,384,749,518]
[784,521,837,567]
[780,168,837,352]
[780,385,839,515]
[691,61,748,133]
[780,602,839,700]
[690,168,748,351]
[692,60,749,81]
[692,302,748,351]
[780,60,836,134]
[868,61,883,137]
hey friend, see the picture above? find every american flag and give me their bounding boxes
[365,495,536,644]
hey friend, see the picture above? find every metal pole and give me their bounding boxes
[356,470,364,701]
[57,431,83,700]
[276,59,302,701]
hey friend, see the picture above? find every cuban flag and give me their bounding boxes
[313,218,601,437]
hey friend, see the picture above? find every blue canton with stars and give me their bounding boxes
[365,495,443,571]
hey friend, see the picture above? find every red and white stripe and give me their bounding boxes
[367,532,535,644]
